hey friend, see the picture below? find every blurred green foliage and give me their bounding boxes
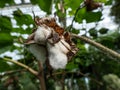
[111,0,120,24]
[0,0,119,90]
[30,0,52,14]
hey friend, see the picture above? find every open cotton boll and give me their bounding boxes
[47,43,68,69]
[34,26,52,45]
[49,52,67,69]
[28,44,47,63]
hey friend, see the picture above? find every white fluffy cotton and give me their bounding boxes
[28,44,47,63]
[26,17,73,70]
[34,26,52,45]
[47,42,68,69]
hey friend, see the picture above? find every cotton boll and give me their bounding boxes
[48,38,71,54]
[28,44,47,64]
[47,43,68,69]
[34,26,52,45]
[49,52,67,69]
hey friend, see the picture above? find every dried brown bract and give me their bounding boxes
[84,0,102,11]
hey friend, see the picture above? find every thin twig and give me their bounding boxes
[68,2,85,31]
[3,58,46,90]
[71,34,120,60]
[78,72,103,86]
[47,71,103,86]
[3,58,38,76]
[0,69,26,77]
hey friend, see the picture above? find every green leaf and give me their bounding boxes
[0,16,12,32]
[12,27,32,34]
[75,58,83,65]
[85,11,102,23]
[76,8,102,23]
[97,36,115,49]
[94,0,107,3]
[30,0,52,14]
[99,28,108,34]
[0,33,13,49]
[64,0,83,10]
[0,46,12,54]
[71,28,80,34]
[0,0,15,8]
[19,72,38,90]
[89,28,98,37]
[66,61,78,70]
[105,0,112,5]
[13,10,34,26]
[64,0,83,16]
[0,59,12,72]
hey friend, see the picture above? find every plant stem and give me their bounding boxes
[0,69,26,77]
[3,58,38,76]
[3,58,46,90]
[68,2,85,32]
[37,61,46,90]
[71,33,120,60]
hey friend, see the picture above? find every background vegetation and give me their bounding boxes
[0,0,120,90]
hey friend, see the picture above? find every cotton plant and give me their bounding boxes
[25,16,78,70]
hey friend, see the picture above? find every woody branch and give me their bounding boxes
[71,34,120,60]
